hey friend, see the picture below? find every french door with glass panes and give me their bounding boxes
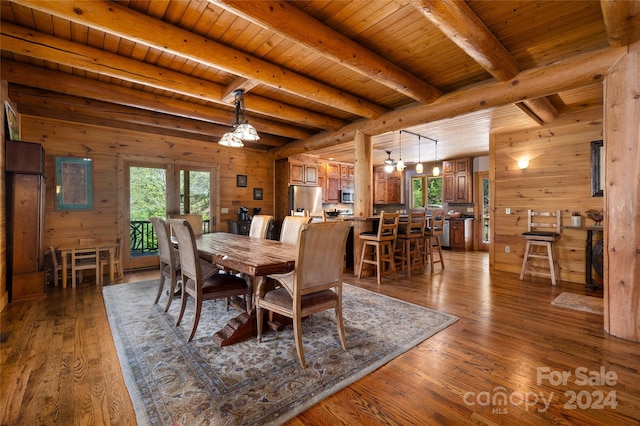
[124,161,218,270]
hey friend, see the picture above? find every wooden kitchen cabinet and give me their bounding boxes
[289,160,318,186]
[374,167,402,204]
[450,219,465,250]
[443,157,473,203]
[319,160,353,202]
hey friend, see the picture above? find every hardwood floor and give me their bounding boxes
[2,251,638,425]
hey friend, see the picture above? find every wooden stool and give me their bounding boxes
[396,209,427,276]
[519,210,561,285]
[357,211,400,284]
[424,210,445,272]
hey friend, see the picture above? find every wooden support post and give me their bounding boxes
[603,41,640,341]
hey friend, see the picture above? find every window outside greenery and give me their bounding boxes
[412,175,442,208]
[130,167,167,220]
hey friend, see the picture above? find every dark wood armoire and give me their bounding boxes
[6,139,46,301]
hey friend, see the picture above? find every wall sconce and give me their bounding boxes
[518,159,529,169]
[218,89,260,148]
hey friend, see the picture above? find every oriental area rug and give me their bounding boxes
[551,292,604,315]
[103,280,458,425]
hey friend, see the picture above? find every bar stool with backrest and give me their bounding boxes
[357,211,400,285]
[519,209,561,285]
[249,215,274,239]
[424,210,445,272]
[395,209,427,276]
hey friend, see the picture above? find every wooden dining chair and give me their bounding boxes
[256,221,351,368]
[168,218,252,342]
[49,247,64,287]
[395,209,427,276]
[70,245,100,287]
[150,217,182,312]
[519,209,561,285]
[249,214,273,239]
[279,215,312,245]
[357,211,400,285]
[99,238,123,283]
[424,210,445,272]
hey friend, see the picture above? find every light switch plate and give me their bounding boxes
[221,207,229,213]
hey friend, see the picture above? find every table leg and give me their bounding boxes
[212,275,261,346]
[61,252,68,289]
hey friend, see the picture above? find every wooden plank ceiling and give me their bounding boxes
[1,0,639,165]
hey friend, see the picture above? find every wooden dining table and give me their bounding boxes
[194,232,298,345]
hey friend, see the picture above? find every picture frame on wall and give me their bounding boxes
[236,174,247,187]
[4,100,20,141]
[55,157,94,211]
[253,188,263,200]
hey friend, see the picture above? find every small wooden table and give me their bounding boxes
[194,232,297,345]
[561,225,604,289]
[58,241,118,288]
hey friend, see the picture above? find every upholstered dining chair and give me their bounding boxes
[357,211,400,285]
[395,209,427,276]
[249,214,273,239]
[279,215,312,245]
[168,218,252,342]
[150,217,182,312]
[256,221,351,368]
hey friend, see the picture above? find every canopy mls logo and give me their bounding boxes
[463,366,619,414]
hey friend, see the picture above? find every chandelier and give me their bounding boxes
[218,89,260,148]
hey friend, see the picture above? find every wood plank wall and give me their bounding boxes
[18,115,274,255]
[491,108,605,284]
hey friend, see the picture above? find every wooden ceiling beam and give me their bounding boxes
[213,0,442,104]
[18,0,387,119]
[600,0,640,47]
[410,0,558,124]
[8,86,288,148]
[268,46,626,159]
[0,22,345,131]
[1,60,313,141]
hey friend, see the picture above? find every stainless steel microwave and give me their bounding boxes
[340,190,354,203]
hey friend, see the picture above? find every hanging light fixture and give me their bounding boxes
[384,150,395,173]
[416,134,424,173]
[432,140,440,176]
[218,89,260,147]
[396,131,405,171]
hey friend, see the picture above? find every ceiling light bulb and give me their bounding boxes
[396,158,405,171]
[432,165,440,176]
[416,162,424,173]
[384,163,394,173]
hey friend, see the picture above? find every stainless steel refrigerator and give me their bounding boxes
[289,186,322,216]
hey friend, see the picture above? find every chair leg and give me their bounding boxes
[154,270,166,304]
[334,299,347,350]
[293,315,306,368]
[357,242,368,279]
[547,242,557,286]
[519,241,532,280]
[176,288,189,327]
[188,295,202,342]
[375,243,382,285]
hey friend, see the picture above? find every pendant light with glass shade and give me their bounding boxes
[416,134,424,173]
[218,89,260,148]
[396,131,405,171]
[432,140,440,176]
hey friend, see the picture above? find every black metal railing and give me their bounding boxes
[129,219,210,257]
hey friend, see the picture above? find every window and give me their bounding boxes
[411,176,442,208]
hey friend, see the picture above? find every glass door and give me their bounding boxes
[124,161,218,271]
[476,171,490,251]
